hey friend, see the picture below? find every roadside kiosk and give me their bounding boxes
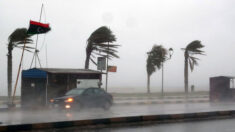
[210,76,235,102]
[21,68,103,108]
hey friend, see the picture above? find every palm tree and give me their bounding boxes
[85,26,119,69]
[146,45,167,93]
[183,40,204,93]
[7,28,33,101]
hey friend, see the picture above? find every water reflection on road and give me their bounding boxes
[1,102,235,125]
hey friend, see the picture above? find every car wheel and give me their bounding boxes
[102,101,111,110]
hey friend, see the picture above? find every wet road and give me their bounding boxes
[0,103,235,125]
[1,102,235,125]
[49,118,235,132]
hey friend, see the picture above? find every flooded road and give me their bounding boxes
[1,102,235,125]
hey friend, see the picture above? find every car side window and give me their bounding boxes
[94,88,105,95]
[83,89,94,96]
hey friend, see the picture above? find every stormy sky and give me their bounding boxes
[1,0,235,95]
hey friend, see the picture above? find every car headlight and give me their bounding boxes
[50,99,54,103]
[65,98,74,103]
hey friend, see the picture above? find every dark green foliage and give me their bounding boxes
[85,26,119,69]
[183,40,205,93]
[147,45,167,76]
[185,40,205,71]
[7,28,34,100]
[8,28,34,52]
[146,45,167,93]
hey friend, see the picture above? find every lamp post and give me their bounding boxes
[161,48,173,97]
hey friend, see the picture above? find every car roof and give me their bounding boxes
[72,87,103,90]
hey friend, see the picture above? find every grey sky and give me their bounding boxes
[1,0,235,95]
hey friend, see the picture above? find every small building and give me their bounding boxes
[210,76,235,102]
[21,68,103,108]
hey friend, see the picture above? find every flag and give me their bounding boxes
[27,20,51,35]
[108,66,117,72]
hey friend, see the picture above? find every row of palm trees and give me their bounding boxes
[6,26,204,100]
[146,41,205,93]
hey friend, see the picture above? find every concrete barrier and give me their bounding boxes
[0,110,235,132]
[114,95,209,100]
[114,99,209,105]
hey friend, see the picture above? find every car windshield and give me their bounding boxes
[65,89,85,96]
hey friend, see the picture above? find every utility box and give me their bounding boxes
[210,76,235,102]
[21,68,103,108]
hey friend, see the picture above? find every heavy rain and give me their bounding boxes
[1,0,235,131]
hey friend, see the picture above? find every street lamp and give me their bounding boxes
[161,48,173,97]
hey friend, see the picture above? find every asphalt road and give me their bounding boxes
[1,102,235,126]
[48,118,235,132]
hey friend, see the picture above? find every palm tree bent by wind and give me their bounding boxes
[7,28,33,101]
[146,45,167,93]
[182,40,205,93]
[85,26,119,69]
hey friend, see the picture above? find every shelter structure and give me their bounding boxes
[210,76,235,102]
[21,68,103,108]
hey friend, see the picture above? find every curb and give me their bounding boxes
[114,99,209,105]
[0,110,234,132]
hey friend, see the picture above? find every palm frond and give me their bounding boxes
[15,45,35,49]
[8,28,34,53]
[17,47,34,52]
[188,56,199,71]
[186,40,204,51]
[90,58,97,66]
[189,58,194,71]
[94,43,120,47]
[184,40,205,72]
[95,49,119,58]
[85,26,119,68]
[88,26,116,43]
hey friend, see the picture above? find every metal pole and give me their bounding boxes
[46,74,48,105]
[99,70,102,88]
[161,62,164,97]
[32,4,43,68]
[105,42,109,92]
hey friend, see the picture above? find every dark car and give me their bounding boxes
[49,87,113,110]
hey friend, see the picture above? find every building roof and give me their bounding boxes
[38,68,103,74]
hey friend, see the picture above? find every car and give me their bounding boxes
[49,87,113,110]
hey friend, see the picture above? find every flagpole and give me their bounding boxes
[11,39,27,106]
[105,41,109,92]
[32,3,44,68]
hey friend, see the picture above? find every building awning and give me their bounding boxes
[22,68,104,78]
[22,68,47,78]
[38,68,103,74]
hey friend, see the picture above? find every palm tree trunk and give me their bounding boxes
[7,50,12,102]
[85,52,91,69]
[147,74,150,93]
[184,51,189,93]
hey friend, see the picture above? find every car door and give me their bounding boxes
[82,88,97,107]
[93,88,106,106]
